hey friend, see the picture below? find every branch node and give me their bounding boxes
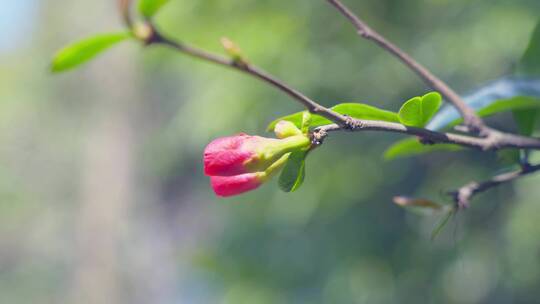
[342,116,363,131]
[310,128,328,146]
[221,37,250,68]
[419,137,436,145]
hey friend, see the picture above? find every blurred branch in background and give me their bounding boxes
[450,162,540,209]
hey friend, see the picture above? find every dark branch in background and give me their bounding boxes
[325,0,485,132]
[118,1,540,208]
[450,163,540,209]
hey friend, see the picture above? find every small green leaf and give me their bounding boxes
[267,103,399,131]
[138,0,170,18]
[477,97,540,117]
[51,32,130,73]
[445,96,540,129]
[398,92,442,127]
[512,109,538,136]
[497,149,521,165]
[332,103,400,123]
[516,19,540,76]
[384,138,463,160]
[300,111,312,133]
[422,92,443,123]
[398,97,423,126]
[278,151,306,192]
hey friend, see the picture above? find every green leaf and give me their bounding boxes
[512,19,540,132]
[446,96,540,128]
[497,149,521,165]
[332,103,400,123]
[384,138,463,160]
[513,109,538,136]
[300,111,312,133]
[51,32,130,73]
[477,97,540,117]
[422,92,443,123]
[428,78,540,130]
[516,19,540,76]
[398,97,422,126]
[138,0,170,18]
[278,151,306,192]
[398,92,442,127]
[267,103,399,131]
[386,98,540,160]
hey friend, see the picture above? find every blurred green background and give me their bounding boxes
[1,0,540,303]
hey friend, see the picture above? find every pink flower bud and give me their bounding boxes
[203,132,311,197]
[210,173,264,197]
[203,133,256,176]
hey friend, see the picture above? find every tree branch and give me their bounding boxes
[140,23,351,128]
[325,0,486,132]
[140,21,540,152]
[313,122,540,151]
[450,163,540,209]
[118,0,133,28]
[140,23,540,152]
[116,3,540,211]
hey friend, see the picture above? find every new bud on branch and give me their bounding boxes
[203,122,310,197]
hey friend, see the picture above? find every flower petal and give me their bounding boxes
[203,134,255,176]
[210,173,263,197]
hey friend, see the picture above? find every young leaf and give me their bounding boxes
[300,111,312,133]
[51,32,131,73]
[512,109,538,136]
[497,149,521,165]
[427,76,540,130]
[422,92,443,123]
[512,19,540,133]
[477,97,540,117]
[428,92,540,131]
[398,92,442,127]
[384,138,463,160]
[138,0,170,18]
[278,151,306,192]
[267,103,399,131]
[333,103,400,122]
[516,19,540,76]
[398,97,423,127]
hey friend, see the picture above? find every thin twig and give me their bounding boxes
[450,163,540,209]
[325,0,485,132]
[146,22,540,151]
[143,24,351,127]
[118,0,133,28]
[143,23,540,151]
[314,122,540,151]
